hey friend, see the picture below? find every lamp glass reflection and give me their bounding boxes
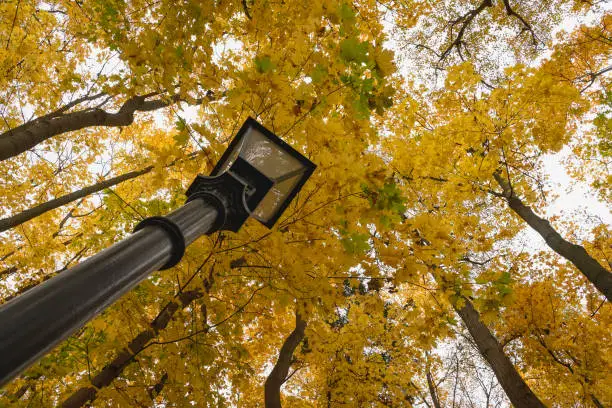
[212,118,315,227]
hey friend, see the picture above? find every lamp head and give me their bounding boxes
[187,118,316,231]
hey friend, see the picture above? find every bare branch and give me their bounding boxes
[242,0,252,20]
[501,0,539,45]
[439,0,493,63]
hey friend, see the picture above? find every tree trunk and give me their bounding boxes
[61,285,210,408]
[454,297,546,408]
[493,172,612,302]
[148,372,168,401]
[0,167,152,233]
[264,311,307,408]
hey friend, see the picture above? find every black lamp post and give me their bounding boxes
[0,118,315,387]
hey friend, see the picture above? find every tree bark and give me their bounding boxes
[591,394,605,408]
[493,172,612,302]
[148,372,168,400]
[454,297,546,408]
[426,370,442,408]
[0,167,152,233]
[9,382,30,402]
[0,94,177,162]
[264,311,307,408]
[0,151,199,233]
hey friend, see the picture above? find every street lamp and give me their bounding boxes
[0,118,316,387]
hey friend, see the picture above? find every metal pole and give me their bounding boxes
[0,198,219,387]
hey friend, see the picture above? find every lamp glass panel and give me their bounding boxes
[238,127,304,179]
[252,171,304,222]
[215,137,247,175]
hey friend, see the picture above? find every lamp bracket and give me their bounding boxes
[186,160,273,232]
[186,173,247,232]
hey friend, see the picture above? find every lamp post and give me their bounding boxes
[0,118,316,387]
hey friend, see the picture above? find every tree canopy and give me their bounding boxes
[0,0,610,406]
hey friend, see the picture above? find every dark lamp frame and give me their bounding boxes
[211,117,316,228]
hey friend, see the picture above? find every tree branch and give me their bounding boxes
[0,152,199,233]
[264,310,307,408]
[578,65,612,93]
[147,372,168,401]
[61,289,206,408]
[501,0,539,45]
[60,258,216,408]
[0,93,209,162]
[242,0,252,20]
[426,369,442,408]
[439,0,493,63]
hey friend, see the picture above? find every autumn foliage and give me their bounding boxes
[0,0,610,407]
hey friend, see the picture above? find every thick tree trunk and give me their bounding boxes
[264,311,307,408]
[61,285,210,408]
[454,297,546,408]
[0,167,152,233]
[493,173,612,301]
[0,94,174,162]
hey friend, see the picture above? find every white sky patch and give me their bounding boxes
[212,36,244,65]
[542,148,611,223]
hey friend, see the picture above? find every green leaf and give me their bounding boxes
[371,182,406,214]
[498,271,511,285]
[175,119,186,131]
[361,77,374,93]
[379,215,391,228]
[173,130,189,146]
[340,38,369,63]
[254,55,275,73]
[311,64,328,84]
[341,232,370,254]
[339,2,356,24]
